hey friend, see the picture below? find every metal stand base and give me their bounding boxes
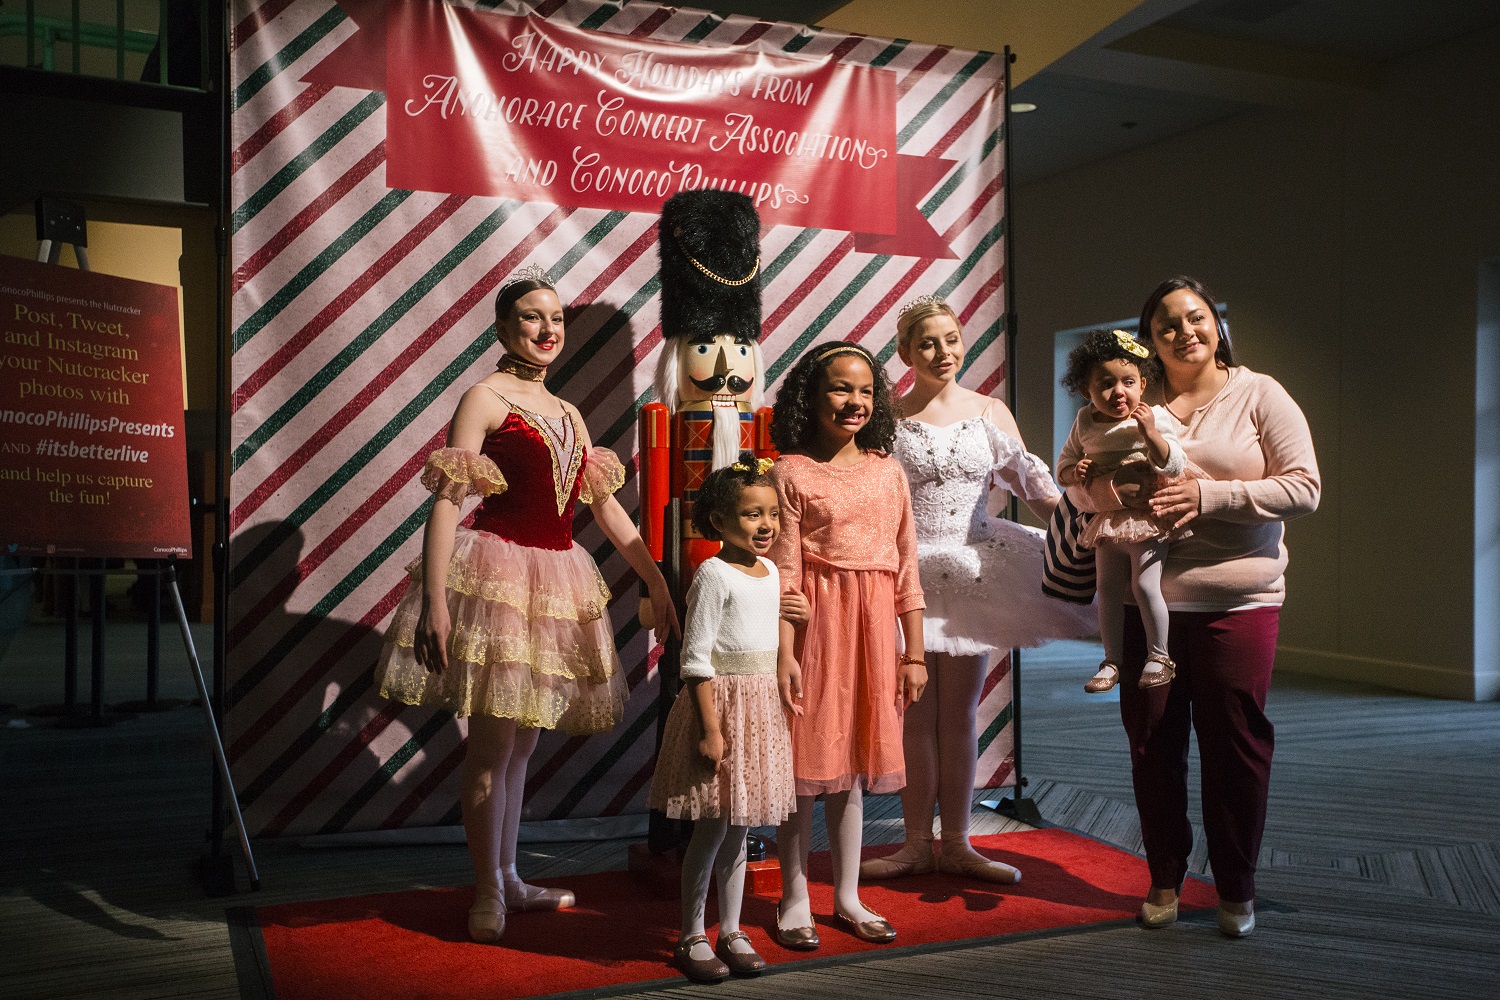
[990,794,1044,827]
[197,851,238,898]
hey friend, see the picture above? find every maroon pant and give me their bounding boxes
[1119,605,1279,903]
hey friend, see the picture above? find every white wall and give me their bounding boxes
[1011,26,1500,699]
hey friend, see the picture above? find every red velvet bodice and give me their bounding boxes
[471,410,584,551]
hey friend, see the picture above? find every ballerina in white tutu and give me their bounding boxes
[862,296,1095,884]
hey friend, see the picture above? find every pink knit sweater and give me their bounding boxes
[1153,366,1320,610]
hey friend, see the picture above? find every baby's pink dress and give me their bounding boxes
[769,452,925,797]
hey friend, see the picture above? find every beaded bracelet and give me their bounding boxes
[900,655,926,666]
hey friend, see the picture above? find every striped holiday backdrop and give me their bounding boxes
[228,0,1013,837]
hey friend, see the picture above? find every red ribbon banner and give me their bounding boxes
[302,0,958,258]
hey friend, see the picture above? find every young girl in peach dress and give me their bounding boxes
[768,341,926,949]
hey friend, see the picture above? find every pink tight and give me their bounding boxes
[462,715,541,894]
[899,652,987,849]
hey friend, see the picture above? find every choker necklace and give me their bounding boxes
[497,354,547,382]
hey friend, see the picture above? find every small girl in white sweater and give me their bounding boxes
[1058,330,1187,694]
[648,461,797,982]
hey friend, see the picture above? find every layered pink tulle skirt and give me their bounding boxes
[375,526,626,735]
[648,664,797,827]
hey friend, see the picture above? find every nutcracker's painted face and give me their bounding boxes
[677,332,758,404]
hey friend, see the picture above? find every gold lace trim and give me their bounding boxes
[508,407,584,516]
[578,447,626,505]
[379,670,622,735]
[422,448,507,504]
[425,558,611,623]
[386,624,617,686]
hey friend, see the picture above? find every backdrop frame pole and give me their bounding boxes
[993,46,1043,827]
[201,0,234,893]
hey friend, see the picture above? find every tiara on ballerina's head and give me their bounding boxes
[896,294,950,325]
[498,263,556,297]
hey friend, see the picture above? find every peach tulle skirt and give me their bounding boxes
[788,563,905,797]
[648,668,797,827]
[375,527,626,735]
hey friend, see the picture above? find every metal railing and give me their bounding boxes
[0,0,199,88]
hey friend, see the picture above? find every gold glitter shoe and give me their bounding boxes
[1085,662,1121,693]
[715,930,768,975]
[673,933,729,983]
[1138,656,1176,690]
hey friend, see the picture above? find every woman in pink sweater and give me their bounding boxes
[1120,276,1320,939]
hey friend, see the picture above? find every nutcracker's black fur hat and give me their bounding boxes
[658,190,762,344]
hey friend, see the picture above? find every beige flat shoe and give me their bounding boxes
[859,840,936,880]
[505,881,576,911]
[468,887,506,944]
[936,844,1022,884]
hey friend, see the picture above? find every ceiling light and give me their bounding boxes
[1009,102,1037,113]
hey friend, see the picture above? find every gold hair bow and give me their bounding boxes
[1113,329,1149,358]
[732,458,775,475]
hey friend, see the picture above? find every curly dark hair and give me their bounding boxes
[770,342,897,454]
[691,464,775,541]
[1061,329,1151,399]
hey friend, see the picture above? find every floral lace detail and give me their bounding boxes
[421,448,507,504]
[894,418,1058,553]
[578,447,625,505]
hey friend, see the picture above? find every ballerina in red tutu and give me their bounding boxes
[375,265,679,943]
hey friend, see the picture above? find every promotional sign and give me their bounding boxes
[0,255,191,559]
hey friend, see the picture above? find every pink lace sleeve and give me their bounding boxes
[578,447,626,505]
[421,448,506,505]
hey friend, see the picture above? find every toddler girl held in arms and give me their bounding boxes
[1058,330,1187,694]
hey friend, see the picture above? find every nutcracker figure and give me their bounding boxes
[638,190,774,600]
[638,190,775,857]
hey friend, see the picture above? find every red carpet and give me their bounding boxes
[249,828,1219,1000]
